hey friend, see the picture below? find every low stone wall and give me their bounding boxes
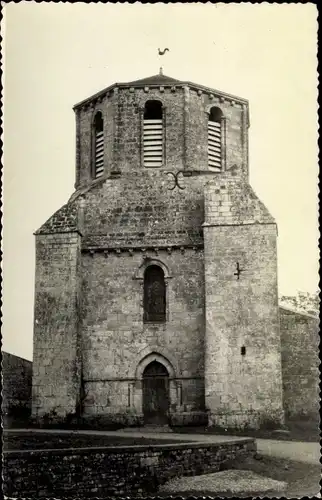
[4,439,256,498]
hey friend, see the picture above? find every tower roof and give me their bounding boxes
[125,73,181,86]
[73,72,249,112]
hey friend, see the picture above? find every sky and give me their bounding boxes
[2,3,319,361]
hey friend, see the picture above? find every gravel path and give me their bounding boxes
[158,470,287,494]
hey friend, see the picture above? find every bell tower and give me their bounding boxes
[32,71,284,430]
[73,71,250,189]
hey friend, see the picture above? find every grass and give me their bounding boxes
[156,455,321,498]
[172,418,320,443]
[3,431,180,451]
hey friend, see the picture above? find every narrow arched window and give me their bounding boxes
[208,107,223,171]
[143,100,163,168]
[93,111,104,178]
[143,265,166,323]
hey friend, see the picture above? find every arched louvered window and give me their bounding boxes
[143,100,163,168]
[143,265,166,323]
[93,111,104,178]
[208,107,223,171]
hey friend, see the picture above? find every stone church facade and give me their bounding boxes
[32,72,286,429]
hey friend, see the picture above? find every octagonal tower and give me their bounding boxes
[74,71,250,187]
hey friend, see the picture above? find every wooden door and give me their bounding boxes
[142,361,169,425]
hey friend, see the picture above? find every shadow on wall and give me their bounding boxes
[2,352,32,428]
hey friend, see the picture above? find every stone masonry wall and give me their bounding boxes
[76,146,213,424]
[76,92,116,188]
[116,87,185,173]
[74,82,249,191]
[32,232,82,419]
[80,170,207,249]
[4,439,256,498]
[203,180,284,429]
[185,89,248,177]
[280,307,319,420]
[2,352,32,415]
[80,248,205,423]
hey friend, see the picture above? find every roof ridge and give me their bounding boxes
[125,73,181,86]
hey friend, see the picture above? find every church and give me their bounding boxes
[32,70,308,430]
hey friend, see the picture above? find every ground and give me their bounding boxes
[172,418,320,443]
[3,432,180,451]
[157,455,321,498]
[158,469,287,496]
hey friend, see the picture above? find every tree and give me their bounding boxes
[280,290,320,317]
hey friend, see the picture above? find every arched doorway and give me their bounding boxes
[142,361,169,425]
